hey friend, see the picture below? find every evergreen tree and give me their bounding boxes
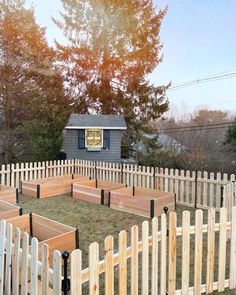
[225,122,236,152]
[54,0,169,142]
[0,1,69,163]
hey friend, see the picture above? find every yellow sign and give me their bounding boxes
[85,129,103,148]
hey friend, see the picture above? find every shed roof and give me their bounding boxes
[65,114,127,130]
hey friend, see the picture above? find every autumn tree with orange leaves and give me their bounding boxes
[0,1,69,163]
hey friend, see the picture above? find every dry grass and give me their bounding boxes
[19,194,234,294]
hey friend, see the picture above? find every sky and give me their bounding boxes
[25,0,236,118]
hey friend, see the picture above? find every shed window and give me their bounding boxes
[103,130,110,149]
[78,129,85,149]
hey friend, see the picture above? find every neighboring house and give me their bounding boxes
[133,133,189,155]
[63,114,127,162]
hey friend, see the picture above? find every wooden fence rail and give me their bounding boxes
[0,159,235,209]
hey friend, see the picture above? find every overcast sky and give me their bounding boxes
[26,0,236,118]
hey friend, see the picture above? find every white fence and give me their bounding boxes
[68,207,236,295]
[0,220,61,295]
[1,207,236,294]
[0,159,235,209]
[223,182,236,221]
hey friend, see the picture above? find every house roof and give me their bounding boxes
[65,114,127,130]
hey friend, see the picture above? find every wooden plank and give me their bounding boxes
[197,171,202,207]
[6,214,30,238]
[174,169,179,201]
[5,223,12,295]
[21,232,29,295]
[53,250,62,295]
[218,207,227,292]
[131,225,139,295]
[206,208,215,294]
[135,186,174,199]
[194,210,203,295]
[191,171,196,205]
[209,172,214,207]
[119,230,127,295]
[203,171,208,207]
[168,212,177,295]
[33,213,75,233]
[0,220,6,295]
[181,211,190,295]
[12,227,21,295]
[0,184,17,204]
[180,170,184,203]
[160,213,167,295]
[185,170,190,204]
[169,169,174,193]
[110,188,175,218]
[31,238,39,295]
[89,242,99,295]
[230,206,236,289]
[71,249,82,295]
[37,231,76,266]
[41,243,49,295]
[105,236,114,295]
[110,193,151,217]
[142,221,149,295]
[151,217,158,295]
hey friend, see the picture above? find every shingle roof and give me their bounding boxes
[65,114,127,129]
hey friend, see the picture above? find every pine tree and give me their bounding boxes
[54,0,169,142]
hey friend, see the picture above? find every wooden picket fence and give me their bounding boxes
[223,182,236,221]
[0,159,235,209]
[0,220,61,295]
[69,207,236,295]
[1,207,235,294]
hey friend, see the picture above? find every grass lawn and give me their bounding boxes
[19,194,234,294]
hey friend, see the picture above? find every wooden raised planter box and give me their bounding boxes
[0,200,22,220]
[72,179,126,205]
[6,213,79,266]
[21,174,90,198]
[110,186,176,218]
[0,184,18,204]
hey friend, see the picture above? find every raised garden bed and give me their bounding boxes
[72,179,126,205]
[0,200,22,220]
[0,184,18,204]
[21,174,90,198]
[6,213,79,266]
[109,186,176,218]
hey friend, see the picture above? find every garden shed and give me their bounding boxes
[63,114,127,162]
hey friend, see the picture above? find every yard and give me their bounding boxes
[19,193,234,295]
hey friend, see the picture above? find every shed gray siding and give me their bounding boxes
[63,129,122,162]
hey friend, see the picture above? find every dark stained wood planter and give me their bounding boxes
[110,186,176,218]
[72,179,126,205]
[21,174,90,198]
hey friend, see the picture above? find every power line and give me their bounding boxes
[169,72,236,89]
[160,125,234,134]
[167,72,236,91]
[161,121,236,131]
